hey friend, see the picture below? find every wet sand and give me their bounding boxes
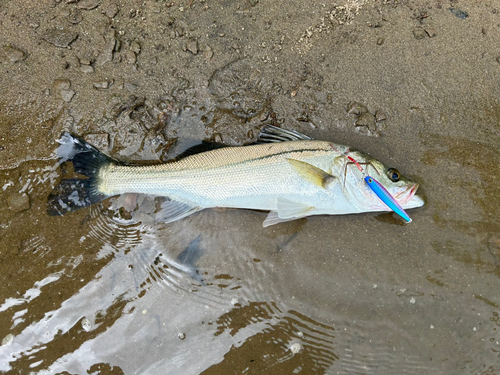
[1,0,500,374]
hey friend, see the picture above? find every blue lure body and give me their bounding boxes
[364,176,412,223]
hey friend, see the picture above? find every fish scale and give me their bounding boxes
[99,141,340,209]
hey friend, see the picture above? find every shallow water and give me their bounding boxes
[2,0,500,374]
[1,136,499,374]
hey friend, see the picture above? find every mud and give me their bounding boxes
[1,0,500,374]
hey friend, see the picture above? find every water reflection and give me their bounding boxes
[205,304,338,374]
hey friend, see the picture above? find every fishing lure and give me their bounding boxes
[333,145,412,223]
[364,176,412,223]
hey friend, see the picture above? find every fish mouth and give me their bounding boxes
[396,183,424,208]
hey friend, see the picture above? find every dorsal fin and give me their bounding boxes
[175,141,228,160]
[256,124,313,143]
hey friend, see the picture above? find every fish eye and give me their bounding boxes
[387,168,400,182]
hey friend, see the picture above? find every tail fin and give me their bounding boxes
[48,133,116,216]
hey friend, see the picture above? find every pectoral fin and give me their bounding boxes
[286,158,336,188]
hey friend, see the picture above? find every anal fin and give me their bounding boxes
[156,200,201,223]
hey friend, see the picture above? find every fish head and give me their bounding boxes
[342,151,425,211]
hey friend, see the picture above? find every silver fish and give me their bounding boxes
[48,126,424,226]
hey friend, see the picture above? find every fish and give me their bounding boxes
[47,125,424,226]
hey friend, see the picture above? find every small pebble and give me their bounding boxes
[355,113,376,131]
[60,89,75,102]
[1,45,26,63]
[93,81,110,90]
[68,13,83,24]
[213,133,222,143]
[125,50,136,64]
[410,297,416,304]
[8,193,30,212]
[59,7,71,16]
[449,8,468,20]
[103,4,119,18]
[77,0,100,10]
[290,342,302,354]
[96,29,116,66]
[79,56,92,65]
[413,29,426,40]
[375,110,387,122]
[425,29,437,37]
[178,332,186,340]
[430,325,435,329]
[130,41,141,54]
[80,64,94,73]
[52,78,71,92]
[377,38,384,45]
[231,297,239,306]
[42,29,78,48]
[355,125,370,135]
[81,318,92,332]
[347,102,368,115]
[204,45,213,60]
[175,27,184,37]
[186,39,199,55]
